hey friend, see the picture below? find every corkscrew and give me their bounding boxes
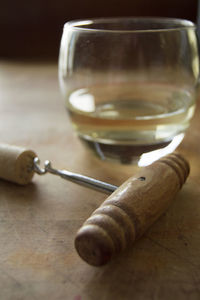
[0,144,190,266]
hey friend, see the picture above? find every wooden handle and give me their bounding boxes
[75,153,190,266]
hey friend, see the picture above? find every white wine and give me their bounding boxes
[66,83,195,162]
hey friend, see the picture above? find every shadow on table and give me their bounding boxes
[0,180,40,205]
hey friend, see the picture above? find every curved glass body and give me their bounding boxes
[59,17,199,164]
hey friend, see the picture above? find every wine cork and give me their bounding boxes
[75,153,190,266]
[0,144,36,185]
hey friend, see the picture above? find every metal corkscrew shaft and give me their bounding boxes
[33,157,117,194]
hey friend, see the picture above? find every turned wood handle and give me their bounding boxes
[75,153,190,266]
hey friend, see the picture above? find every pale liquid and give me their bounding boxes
[66,83,195,162]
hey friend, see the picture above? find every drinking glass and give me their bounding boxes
[59,17,199,165]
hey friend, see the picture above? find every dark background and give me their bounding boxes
[0,0,198,60]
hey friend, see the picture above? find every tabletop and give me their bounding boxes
[0,61,200,300]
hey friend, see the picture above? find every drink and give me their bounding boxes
[66,83,195,163]
[59,18,199,164]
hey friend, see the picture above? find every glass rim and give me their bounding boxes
[64,17,196,33]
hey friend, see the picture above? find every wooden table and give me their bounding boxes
[0,61,200,300]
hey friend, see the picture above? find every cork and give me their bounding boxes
[0,144,36,185]
[75,153,190,266]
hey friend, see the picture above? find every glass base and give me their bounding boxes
[80,133,184,166]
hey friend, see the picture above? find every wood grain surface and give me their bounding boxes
[0,61,200,300]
